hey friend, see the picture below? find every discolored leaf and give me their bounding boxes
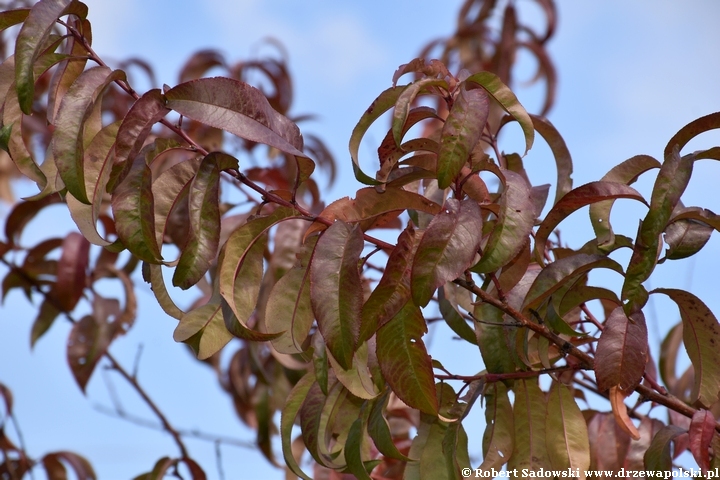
[437,83,489,188]
[151,147,198,247]
[49,232,89,312]
[367,389,411,462]
[466,71,534,156]
[644,425,686,473]
[508,379,550,471]
[67,314,111,392]
[53,66,125,204]
[392,77,448,146]
[30,298,61,347]
[326,341,379,400]
[42,451,96,480]
[438,286,476,345]
[546,382,591,473]
[530,114,573,204]
[173,302,232,360]
[344,416,373,480]
[360,224,423,342]
[689,409,715,473]
[534,181,647,260]
[479,382,514,472]
[665,111,720,157]
[144,263,184,320]
[46,16,90,124]
[0,9,29,33]
[310,221,364,369]
[412,198,483,307]
[595,307,648,393]
[608,386,640,441]
[652,288,720,407]
[473,170,535,273]
[376,302,438,415]
[280,373,315,480]
[266,264,313,354]
[663,214,713,261]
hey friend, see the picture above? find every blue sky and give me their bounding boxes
[2,1,720,478]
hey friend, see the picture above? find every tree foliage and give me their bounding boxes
[1,0,720,478]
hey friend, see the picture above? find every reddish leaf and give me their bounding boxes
[653,288,720,407]
[689,409,715,473]
[376,302,438,415]
[437,83,489,188]
[67,314,111,392]
[534,181,647,260]
[47,16,91,123]
[644,426,686,473]
[266,263,313,354]
[310,221,364,369]
[30,298,61,347]
[2,89,45,184]
[392,77,448,146]
[43,451,96,480]
[479,382,514,472]
[0,382,12,416]
[4,193,60,246]
[144,263,184,320]
[53,66,125,204]
[51,232,89,312]
[411,198,483,307]
[663,210,714,261]
[595,307,648,392]
[665,111,720,157]
[530,115,573,204]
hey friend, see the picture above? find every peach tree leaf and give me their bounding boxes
[67,314,111,392]
[595,307,648,392]
[546,382,591,472]
[151,147,198,248]
[392,77,448,146]
[280,373,315,480]
[530,114,573,204]
[689,409,715,473]
[173,302,232,360]
[665,111,720,158]
[644,425,686,474]
[479,382,514,472]
[508,379,550,471]
[367,389,411,462]
[52,231,89,312]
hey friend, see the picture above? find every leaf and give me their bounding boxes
[590,155,660,249]
[367,389,411,461]
[689,409,715,473]
[437,83,489,188]
[344,416,373,480]
[643,425,686,473]
[376,302,438,415]
[595,307,648,392]
[546,382,591,472]
[144,264,184,320]
[466,71,534,155]
[165,77,314,184]
[109,89,170,190]
[438,286,477,345]
[530,114,573,204]
[42,451,96,480]
[473,170,535,273]
[111,154,162,263]
[173,302,232,360]
[412,199,483,307]
[392,77,448,146]
[622,149,694,313]
[173,153,237,288]
[67,314,111,392]
[659,321,682,393]
[479,382,514,472]
[534,181,647,260]
[51,232,89,312]
[15,0,87,114]
[665,111,720,157]
[53,66,125,204]
[4,193,60,246]
[608,386,641,441]
[326,341,380,400]
[310,220,364,369]
[3,89,45,184]
[652,288,720,407]
[280,372,315,480]
[30,298,61,347]
[46,16,90,124]
[266,264,314,354]
[663,213,713,261]
[508,379,550,471]
[349,85,407,185]
[151,148,198,247]
[0,9,30,33]
[360,224,423,342]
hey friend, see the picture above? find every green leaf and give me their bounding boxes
[622,149,694,313]
[164,77,314,184]
[173,302,232,360]
[643,425,686,473]
[376,302,438,415]
[344,416,373,480]
[367,389,411,461]
[349,85,407,185]
[474,303,520,374]
[479,382,514,472]
[534,181,647,261]
[466,71,534,156]
[299,381,330,466]
[652,288,720,407]
[360,224,423,342]
[15,0,87,114]
[508,379,551,471]
[310,220,364,370]
[437,83,489,188]
[472,170,535,273]
[53,66,125,204]
[111,154,162,263]
[109,89,170,191]
[412,198,483,307]
[589,155,660,250]
[594,306,648,392]
[173,153,237,289]
[530,114,573,205]
[409,414,453,480]
[545,382,591,472]
[0,9,30,32]
[280,372,315,480]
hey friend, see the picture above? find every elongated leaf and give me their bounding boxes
[466,71,534,155]
[412,199,483,307]
[266,264,313,354]
[111,155,162,262]
[534,181,647,260]
[344,416,373,480]
[531,114,573,204]
[479,382,514,472]
[689,409,715,473]
[42,451,96,480]
[377,302,438,415]
[310,221,363,369]
[151,147,198,247]
[144,263,184,320]
[3,88,45,184]
[392,77,448,145]
[522,253,623,312]
[665,111,720,157]
[173,302,232,359]
[473,170,534,273]
[595,307,648,392]
[326,341,379,400]
[367,389,411,461]
[474,302,519,374]
[52,232,89,311]
[15,0,87,113]
[299,381,328,466]
[622,149,694,313]
[437,84,489,188]
[67,314,110,392]
[165,77,314,183]
[653,288,720,407]
[590,155,660,249]
[546,382,591,472]
[280,373,315,480]
[361,224,423,342]
[608,386,641,441]
[438,286,476,345]
[644,426,686,473]
[173,153,237,288]
[349,85,407,185]
[508,379,550,471]
[46,16,90,123]
[0,9,29,32]
[30,298,61,347]
[659,321,682,392]
[663,209,713,260]
[53,66,125,204]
